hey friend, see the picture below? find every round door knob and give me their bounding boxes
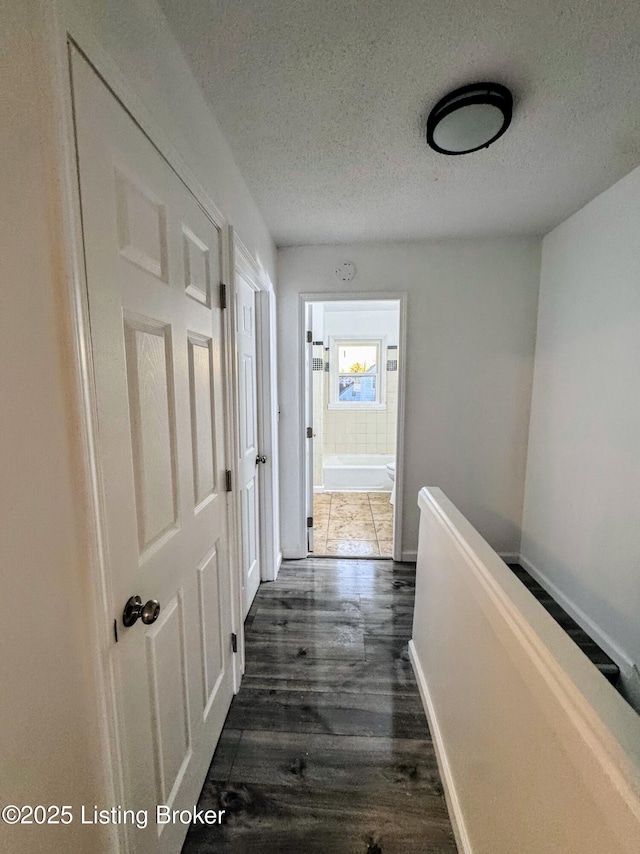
[256,454,267,464]
[141,599,161,625]
[123,596,161,627]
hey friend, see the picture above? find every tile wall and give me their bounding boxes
[313,345,398,486]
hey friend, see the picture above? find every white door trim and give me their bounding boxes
[304,303,315,553]
[44,8,245,850]
[255,288,282,581]
[232,233,280,594]
[299,292,408,562]
[220,225,245,692]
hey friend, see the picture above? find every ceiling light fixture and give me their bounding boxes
[426,82,513,155]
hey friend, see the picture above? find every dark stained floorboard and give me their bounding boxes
[240,657,420,696]
[224,688,430,738]
[508,564,620,683]
[181,558,458,854]
[185,784,456,854]
[244,632,367,661]
[226,731,442,793]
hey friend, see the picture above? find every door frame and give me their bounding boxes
[45,9,252,850]
[304,303,315,553]
[255,287,282,581]
[299,292,408,562]
[231,233,280,604]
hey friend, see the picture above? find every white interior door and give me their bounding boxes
[72,51,234,854]
[235,273,261,616]
[304,304,314,552]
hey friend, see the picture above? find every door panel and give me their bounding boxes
[72,49,234,854]
[115,168,169,280]
[188,336,216,506]
[236,274,261,616]
[146,593,192,806]
[242,354,256,450]
[244,478,258,570]
[124,316,179,553]
[183,225,213,307]
[196,542,225,715]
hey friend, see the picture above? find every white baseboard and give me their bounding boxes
[518,553,634,675]
[281,548,306,560]
[401,549,417,563]
[408,640,472,854]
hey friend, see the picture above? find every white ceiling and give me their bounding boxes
[158,0,640,247]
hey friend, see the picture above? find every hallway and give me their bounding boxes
[181,558,457,853]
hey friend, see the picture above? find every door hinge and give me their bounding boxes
[113,619,119,644]
[219,282,227,309]
[306,426,313,439]
[306,330,312,343]
[225,470,232,492]
[231,632,238,653]
[307,516,313,528]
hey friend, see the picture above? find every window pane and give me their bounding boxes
[338,344,377,374]
[338,374,377,402]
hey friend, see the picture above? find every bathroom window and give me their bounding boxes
[328,338,386,410]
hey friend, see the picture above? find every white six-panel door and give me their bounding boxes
[235,273,261,616]
[72,51,234,854]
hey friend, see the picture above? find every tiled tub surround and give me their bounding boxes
[312,492,394,557]
[313,345,399,488]
[312,342,324,487]
[324,364,398,456]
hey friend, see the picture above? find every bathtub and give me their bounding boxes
[322,453,394,492]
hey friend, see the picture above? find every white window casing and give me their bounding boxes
[328,336,387,410]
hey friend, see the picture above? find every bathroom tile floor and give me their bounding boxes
[312,492,394,557]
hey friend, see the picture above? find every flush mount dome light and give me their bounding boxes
[426,82,513,155]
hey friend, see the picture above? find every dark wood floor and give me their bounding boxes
[181,558,457,854]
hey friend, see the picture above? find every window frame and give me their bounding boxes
[327,336,387,410]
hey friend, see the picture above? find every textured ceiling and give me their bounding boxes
[158,0,640,246]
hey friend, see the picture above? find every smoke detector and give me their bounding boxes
[335,262,356,282]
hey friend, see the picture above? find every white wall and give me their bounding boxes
[522,165,640,692]
[322,305,400,345]
[0,5,107,851]
[0,1,274,851]
[278,239,541,558]
[311,301,401,344]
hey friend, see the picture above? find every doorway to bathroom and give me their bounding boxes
[303,297,404,559]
